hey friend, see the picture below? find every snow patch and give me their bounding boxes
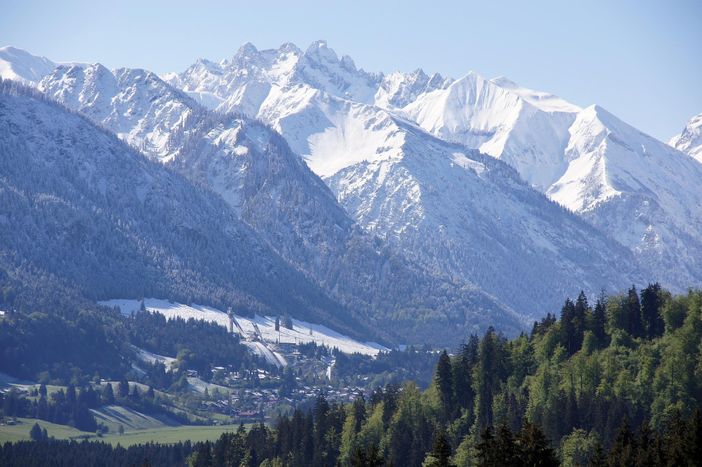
[100,298,387,361]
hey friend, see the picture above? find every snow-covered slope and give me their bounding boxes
[0,46,55,85]
[165,41,645,315]
[8,41,700,333]
[669,112,702,163]
[102,298,388,357]
[39,64,200,162]
[375,69,453,109]
[0,82,376,342]
[30,52,525,344]
[326,116,641,316]
[389,69,702,291]
[548,106,702,287]
[400,73,581,191]
[164,40,381,113]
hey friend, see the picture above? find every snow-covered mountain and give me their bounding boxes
[670,112,702,162]
[163,40,702,294]
[401,69,702,289]
[0,81,378,342]
[548,106,702,287]
[163,42,643,316]
[398,73,581,192]
[5,41,700,337]
[0,46,55,85]
[31,59,525,344]
[324,116,641,316]
[39,63,200,162]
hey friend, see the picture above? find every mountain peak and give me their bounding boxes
[234,42,260,60]
[304,40,339,63]
[0,45,56,85]
[669,112,702,162]
[490,76,518,88]
[277,42,302,55]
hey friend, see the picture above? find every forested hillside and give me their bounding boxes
[2,284,701,466]
[0,80,376,341]
[182,284,702,466]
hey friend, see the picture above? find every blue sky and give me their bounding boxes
[2,0,700,140]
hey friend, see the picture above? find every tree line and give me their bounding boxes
[2,283,701,465]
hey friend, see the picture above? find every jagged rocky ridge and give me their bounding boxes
[3,58,527,344]
[0,81,379,342]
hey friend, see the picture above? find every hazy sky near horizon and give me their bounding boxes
[2,0,700,140]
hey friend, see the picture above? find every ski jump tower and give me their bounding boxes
[227,307,234,334]
[227,307,246,337]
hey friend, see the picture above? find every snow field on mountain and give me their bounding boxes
[100,299,387,360]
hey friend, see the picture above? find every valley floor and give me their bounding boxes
[0,416,250,447]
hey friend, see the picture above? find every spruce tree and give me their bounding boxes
[591,295,608,348]
[518,422,558,467]
[640,283,664,338]
[118,379,129,398]
[573,291,589,352]
[626,285,642,337]
[589,439,607,467]
[29,422,44,441]
[474,328,501,431]
[476,426,497,467]
[435,350,455,420]
[493,424,519,466]
[663,411,691,466]
[560,298,577,355]
[607,419,636,467]
[102,383,115,405]
[635,421,663,467]
[429,430,454,467]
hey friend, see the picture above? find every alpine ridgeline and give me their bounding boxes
[3,41,700,342]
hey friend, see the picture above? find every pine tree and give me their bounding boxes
[518,422,558,467]
[425,430,454,467]
[634,421,662,467]
[591,294,608,348]
[29,422,44,441]
[589,439,606,467]
[102,383,115,404]
[476,426,497,467]
[435,350,455,420]
[493,424,519,466]
[626,286,642,337]
[118,379,129,398]
[607,419,636,467]
[573,291,589,352]
[640,283,664,338]
[561,298,577,355]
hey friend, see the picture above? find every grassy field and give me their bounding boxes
[0,418,87,443]
[100,424,246,446]
[0,417,248,447]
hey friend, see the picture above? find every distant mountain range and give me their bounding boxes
[1,42,700,345]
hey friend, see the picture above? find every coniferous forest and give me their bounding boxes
[1,284,701,466]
